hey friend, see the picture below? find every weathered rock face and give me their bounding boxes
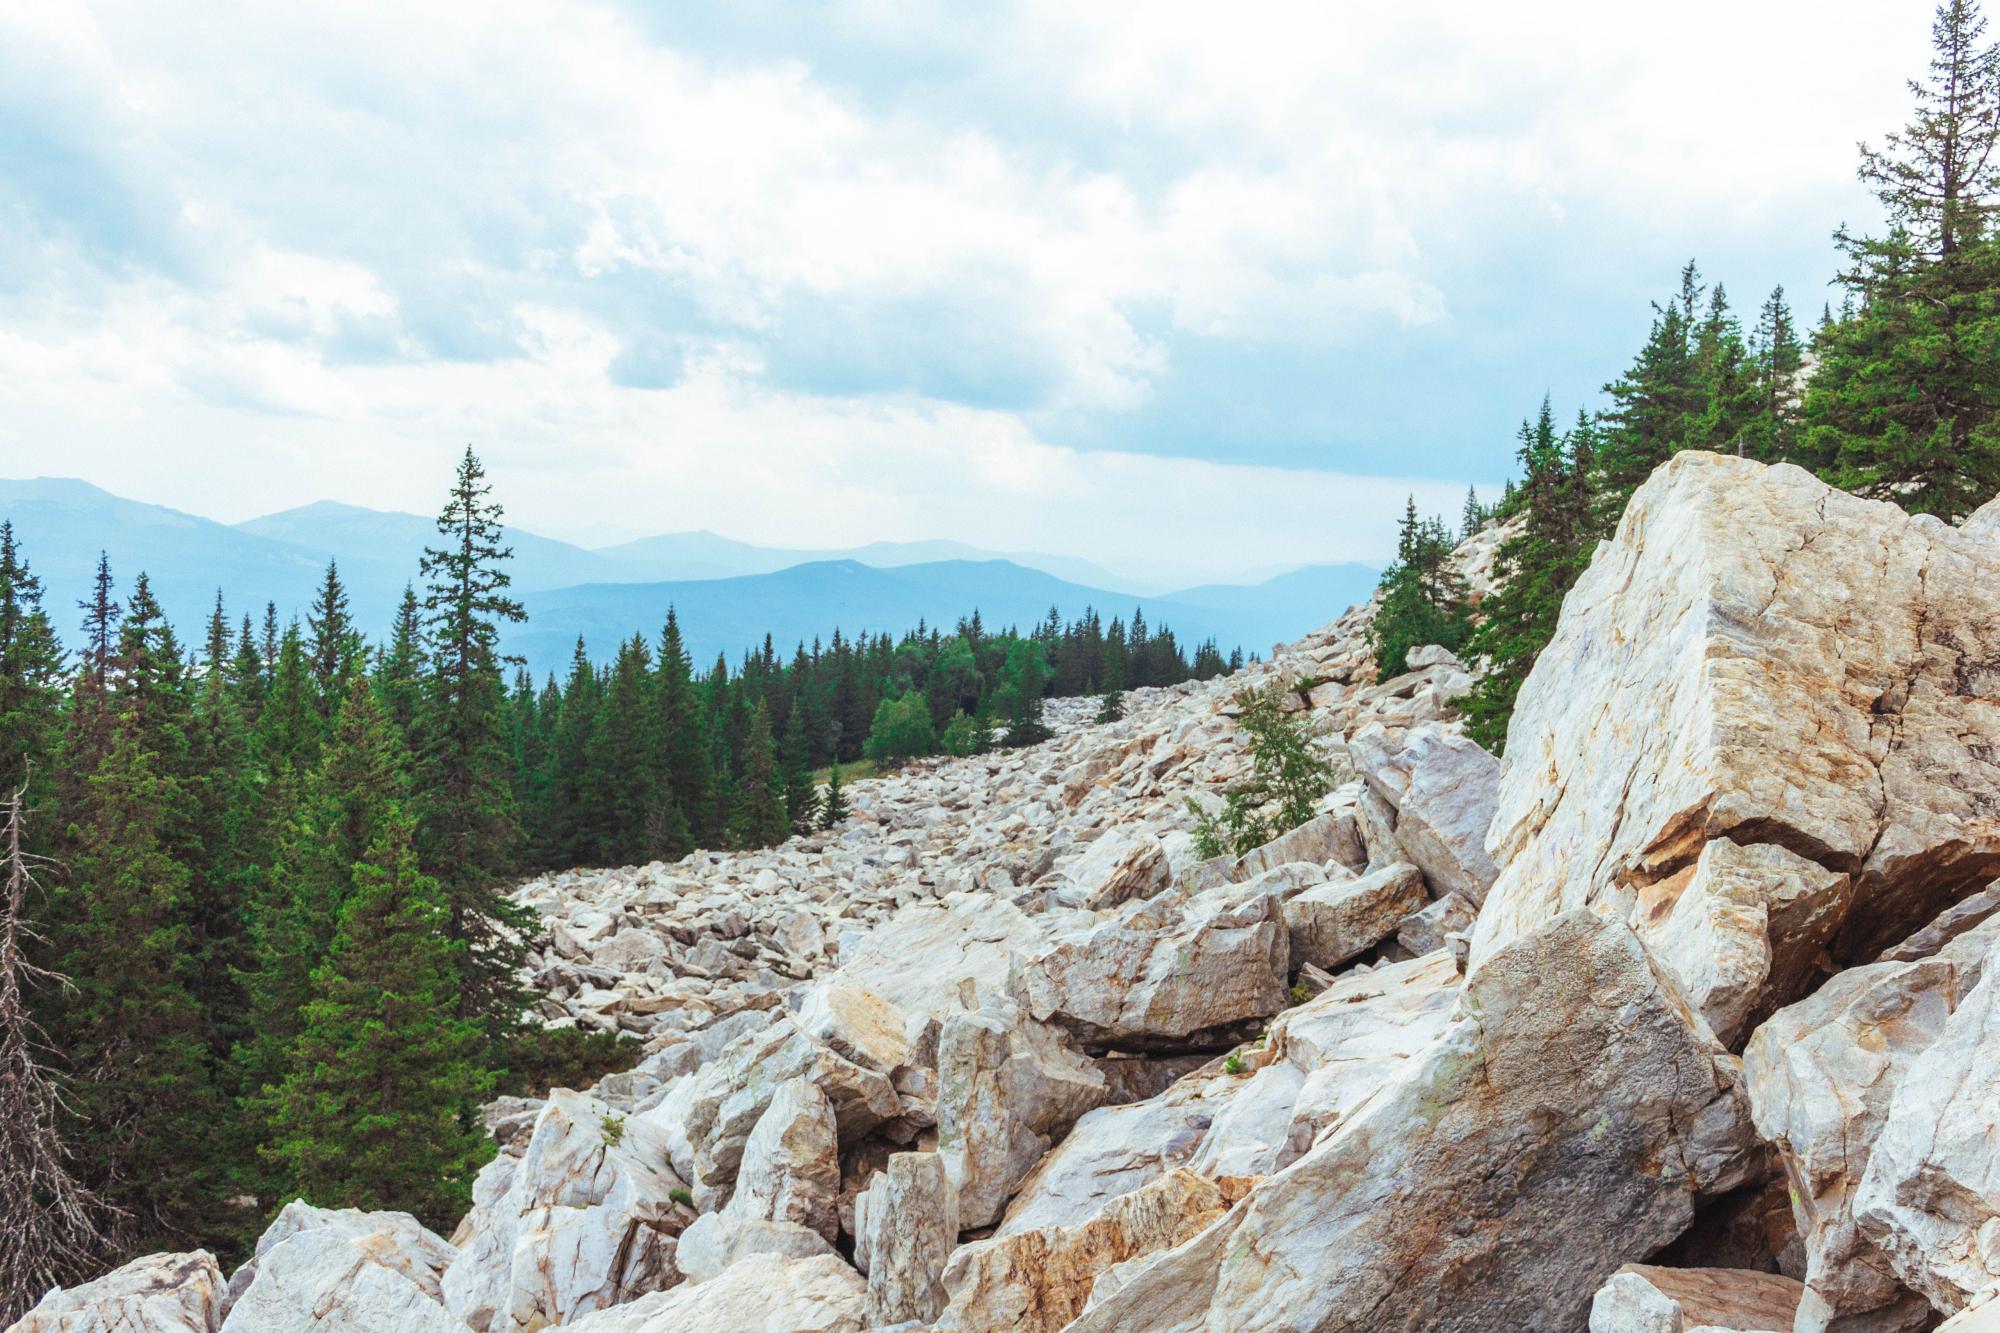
[1349,722,1502,905]
[15,1252,225,1333]
[1282,861,1428,971]
[1588,1264,1803,1333]
[1854,929,2000,1315]
[1008,891,1288,1048]
[1940,1295,2000,1332]
[443,1091,685,1332]
[727,1077,841,1242]
[1631,839,1853,1048]
[935,993,1107,1228]
[1477,452,2000,972]
[672,1216,834,1284]
[1060,827,1173,908]
[936,1169,1230,1333]
[1070,914,1760,1333]
[856,1152,958,1326]
[1743,915,2000,1332]
[220,1204,459,1333]
[560,1254,866,1332]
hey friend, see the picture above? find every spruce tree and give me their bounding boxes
[819,761,849,829]
[1747,286,1805,460]
[375,585,425,741]
[1095,647,1126,723]
[262,807,492,1229]
[306,561,361,714]
[1803,0,2000,518]
[256,622,321,777]
[581,635,661,865]
[729,700,789,848]
[413,447,534,1036]
[45,720,218,1252]
[654,610,708,856]
[1462,407,1599,751]
[1368,495,1472,680]
[0,524,65,809]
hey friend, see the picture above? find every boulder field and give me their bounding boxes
[19,453,2000,1333]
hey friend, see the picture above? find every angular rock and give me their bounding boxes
[1062,828,1172,908]
[671,1215,834,1284]
[1878,879,2000,963]
[1744,915,2000,1332]
[1855,930,2000,1314]
[1282,861,1428,971]
[219,1205,459,1333]
[443,1090,685,1331]
[1350,723,1502,905]
[935,993,1107,1228]
[998,1075,1232,1236]
[560,1253,865,1332]
[818,893,1048,1046]
[857,1152,958,1326]
[1477,452,2000,971]
[1071,914,1761,1333]
[1631,839,1853,1048]
[645,1013,899,1211]
[936,1170,1230,1333]
[1395,890,1476,957]
[1589,1265,1803,1332]
[1230,809,1366,881]
[1941,1296,2000,1331]
[1008,892,1288,1048]
[729,1076,840,1241]
[15,1252,225,1333]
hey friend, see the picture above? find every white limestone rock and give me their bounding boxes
[15,1252,225,1333]
[1282,861,1428,971]
[560,1253,865,1333]
[856,1152,958,1326]
[219,1205,458,1333]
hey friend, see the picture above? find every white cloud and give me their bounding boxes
[0,0,1932,579]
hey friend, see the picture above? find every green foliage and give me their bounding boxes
[261,809,493,1230]
[669,1187,694,1208]
[1368,497,1473,681]
[729,700,790,848]
[863,692,939,767]
[1223,1054,1246,1076]
[818,761,850,828]
[1461,404,1599,753]
[1288,982,1311,1004]
[1187,686,1335,859]
[939,711,987,756]
[494,1026,639,1099]
[599,1114,626,1146]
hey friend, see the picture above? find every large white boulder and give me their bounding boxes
[1476,452,2000,971]
[220,1204,459,1333]
[443,1090,685,1331]
[1008,891,1288,1048]
[1744,915,2000,1332]
[1281,861,1428,971]
[727,1077,840,1242]
[935,993,1108,1228]
[1854,929,2000,1315]
[15,1252,224,1333]
[560,1254,865,1333]
[936,1169,1230,1333]
[1069,914,1761,1332]
[1348,723,1502,905]
[855,1152,957,1326]
[1588,1265,1802,1333]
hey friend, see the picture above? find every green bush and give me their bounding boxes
[1188,685,1336,859]
[497,1025,641,1098]
[863,692,939,767]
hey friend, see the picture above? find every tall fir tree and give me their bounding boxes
[0,524,65,814]
[729,700,789,848]
[261,807,492,1230]
[413,447,535,1036]
[305,561,361,715]
[1803,0,2000,517]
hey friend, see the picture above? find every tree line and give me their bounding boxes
[1374,0,2000,752]
[0,448,1233,1315]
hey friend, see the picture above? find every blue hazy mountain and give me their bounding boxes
[507,558,1373,678]
[0,478,1377,676]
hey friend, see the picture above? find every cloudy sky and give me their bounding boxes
[0,2,1919,584]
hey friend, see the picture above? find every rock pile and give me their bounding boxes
[22,455,2000,1333]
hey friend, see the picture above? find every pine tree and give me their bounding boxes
[653,610,708,857]
[581,635,661,864]
[1459,486,1486,540]
[1368,495,1472,680]
[261,807,492,1229]
[1803,0,2000,518]
[306,561,361,714]
[729,700,789,848]
[779,703,816,834]
[1593,264,1704,528]
[413,447,535,1036]
[256,622,321,777]
[235,676,411,1151]
[1746,286,1805,460]
[375,585,426,741]
[45,720,218,1252]
[0,524,65,808]
[1462,407,1600,751]
[1095,647,1126,723]
[819,761,849,829]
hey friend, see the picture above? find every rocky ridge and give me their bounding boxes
[20,453,2000,1333]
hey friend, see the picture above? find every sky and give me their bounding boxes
[0,1,1923,585]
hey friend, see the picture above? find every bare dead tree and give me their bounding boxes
[0,782,111,1322]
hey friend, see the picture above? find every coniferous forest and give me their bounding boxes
[1373,0,2000,752]
[0,446,1234,1304]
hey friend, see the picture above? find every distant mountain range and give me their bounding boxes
[0,477,1379,677]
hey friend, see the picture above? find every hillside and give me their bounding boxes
[36,453,2000,1332]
